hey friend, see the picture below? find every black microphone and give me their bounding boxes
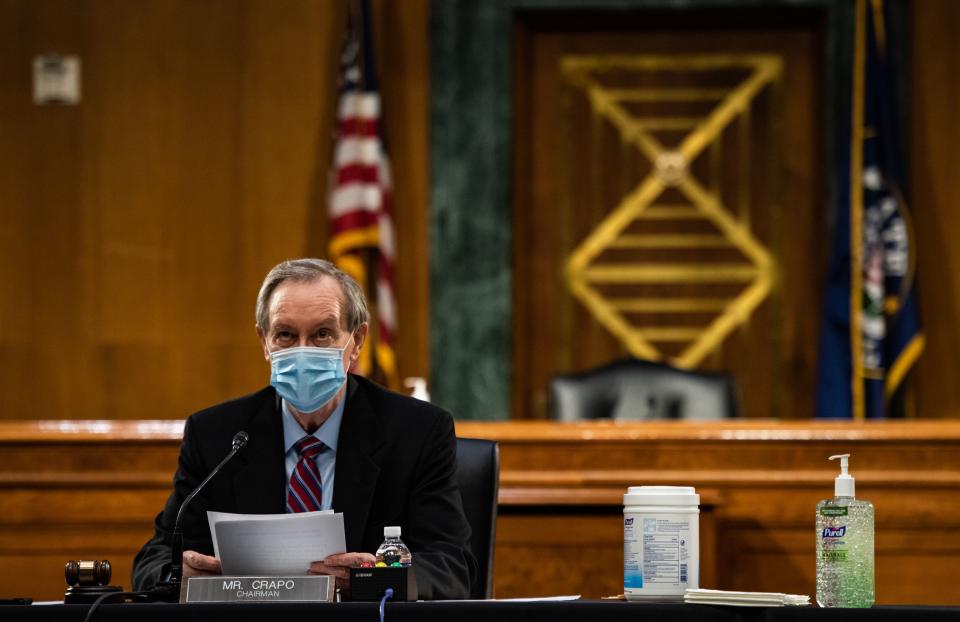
[157,430,248,600]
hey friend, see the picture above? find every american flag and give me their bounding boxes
[328,0,398,388]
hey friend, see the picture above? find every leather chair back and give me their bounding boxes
[549,358,738,421]
[455,437,499,599]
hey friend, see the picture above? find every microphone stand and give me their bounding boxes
[153,431,248,602]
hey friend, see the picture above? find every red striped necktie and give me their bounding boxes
[287,435,325,513]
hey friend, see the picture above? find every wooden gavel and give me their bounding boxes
[64,560,112,587]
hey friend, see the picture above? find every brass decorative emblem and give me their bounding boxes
[562,55,781,368]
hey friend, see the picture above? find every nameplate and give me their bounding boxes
[184,576,335,603]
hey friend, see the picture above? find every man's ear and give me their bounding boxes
[350,323,369,366]
[256,325,271,361]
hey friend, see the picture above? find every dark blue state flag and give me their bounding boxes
[816,0,924,419]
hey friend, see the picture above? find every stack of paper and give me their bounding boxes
[684,588,810,607]
[208,510,346,575]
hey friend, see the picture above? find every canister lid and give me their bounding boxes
[624,485,699,506]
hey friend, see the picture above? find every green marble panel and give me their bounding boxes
[430,1,513,420]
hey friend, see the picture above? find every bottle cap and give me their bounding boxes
[404,377,431,402]
[623,485,699,507]
[829,454,855,497]
[384,525,401,538]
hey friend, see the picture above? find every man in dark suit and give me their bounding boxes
[132,258,476,599]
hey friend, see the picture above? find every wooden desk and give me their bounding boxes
[1,420,959,603]
[456,421,960,603]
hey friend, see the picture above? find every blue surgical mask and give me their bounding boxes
[269,345,349,413]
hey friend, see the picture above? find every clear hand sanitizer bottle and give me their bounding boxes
[816,454,874,607]
[375,526,412,567]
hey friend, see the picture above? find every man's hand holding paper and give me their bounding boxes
[309,552,376,594]
[182,550,222,580]
[207,510,348,577]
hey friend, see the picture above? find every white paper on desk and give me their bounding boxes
[442,595,581,603]
[683,588,810,607]
[495,595,582,602]
[208,509,334,557]
[207,510,345,575]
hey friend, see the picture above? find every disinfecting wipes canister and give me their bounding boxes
[624,485,700,601]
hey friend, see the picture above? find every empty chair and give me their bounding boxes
[455,437,500,599]
[548,358,738,421]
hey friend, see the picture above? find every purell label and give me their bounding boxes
[822,526,847,538]
[820,506,848,517]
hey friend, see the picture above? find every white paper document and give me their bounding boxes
[208,510,346,575]
[442,595,582,604]
[495,595,582,602]
[684,588,810,607]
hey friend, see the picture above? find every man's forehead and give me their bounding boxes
[269,277,346,322]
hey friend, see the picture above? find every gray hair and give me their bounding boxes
[255,258,370,334]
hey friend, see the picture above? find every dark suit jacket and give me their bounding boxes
[132,375,476,599]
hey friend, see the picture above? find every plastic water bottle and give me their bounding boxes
[816,454,875,607]
[375,526,412,567]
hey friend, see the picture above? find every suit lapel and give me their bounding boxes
[333,377,385,552]
[233,389,287,514]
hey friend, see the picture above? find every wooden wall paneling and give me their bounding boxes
[374,0,432,384]
[910,0,960,419]
[0,0,88,420]
[88,1,249,419]
[511,9,826,420]
[0,0,431,421]
[239,0,342,265]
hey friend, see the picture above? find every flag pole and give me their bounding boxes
[849,0,867,422]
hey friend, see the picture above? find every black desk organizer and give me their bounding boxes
[348,567,418,601]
